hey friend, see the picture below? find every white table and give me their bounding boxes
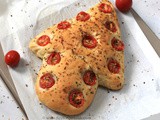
[0,77,26,120]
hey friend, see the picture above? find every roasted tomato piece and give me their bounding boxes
[111,38,124,51]
[108,58,121,74]
[40,73,55,89]
[105,21,117,32]
[69,89,84,108]
[57,21,71,29]
[98,3,112,13]
[47,52,61,65]
[37,35,50,46]
[82,35,97,48]
[83,70,96,86]
[76,11,90,22]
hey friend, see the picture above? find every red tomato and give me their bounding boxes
[83,70,96,86]
[82,35,97,48]
[69,89,84,108]
[37,35,50,46]
[105,21,117,32]
[57,21,71,29]
[47,52,61,65]
[98,3,112,13]
[5,50,20,67]
[108,58,121,74]
[116,0,132,13]
[76,11,90,22]
[39,73,55,89]
[111,38,124,51]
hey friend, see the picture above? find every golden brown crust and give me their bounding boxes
[30,0,125,115]
[36,51,98,115]
[29,26,56,59]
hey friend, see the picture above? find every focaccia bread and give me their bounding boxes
[29,0,125,115]
[36,51,98,115]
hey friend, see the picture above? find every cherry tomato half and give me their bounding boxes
[5,50,20,67]
[37,35,50,46]
[108,58,121,74]
[69,89,84,108]
[40,73,55,89]
[111,38,124,51]
[116,0,132,13]
[57,21,71,29]
[98,3,112,13]
[105,21,117,32]
[82,35,97,48]
[47,52,61,65]
[76,11,90,22]
[83,70,96,86]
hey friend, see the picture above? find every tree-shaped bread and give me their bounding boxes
[29,0,124,115]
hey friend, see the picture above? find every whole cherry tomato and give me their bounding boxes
[5,50,20,67]
[116,0,132,13]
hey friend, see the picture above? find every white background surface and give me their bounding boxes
[0,0,160,120]
[132,0,160,39]
[0,77,26,120]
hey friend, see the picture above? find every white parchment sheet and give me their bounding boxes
[0,0,160,120]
